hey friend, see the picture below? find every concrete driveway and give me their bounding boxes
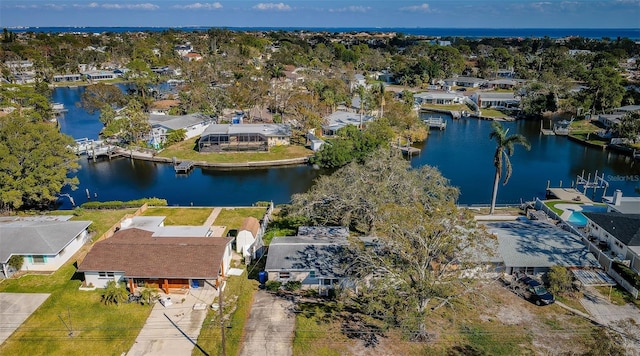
[0,293,50,345]
[127,285,217,356]
[240,290,295,356]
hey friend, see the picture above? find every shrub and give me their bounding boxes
[547,266,572,295]
[265,280,281,292]
[284,280,302,291]
[81,197,167,209]
[7,255,23,271]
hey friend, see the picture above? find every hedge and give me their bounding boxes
[80,198,168,209]
[612,261,640,289]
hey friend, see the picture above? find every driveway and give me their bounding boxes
[0,293,50,345]
[580,287,640,353]
[127,285,217,356]
[240,290,295,356]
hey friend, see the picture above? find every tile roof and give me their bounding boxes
[582,213,640,246]
[78,228,231,279]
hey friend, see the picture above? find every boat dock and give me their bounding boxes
[425,117,447,130]
[392,145,421,156]
[174,160,195,173]
[87,145,123,160]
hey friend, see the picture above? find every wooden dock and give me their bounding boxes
[393,145,421,156]
[425,117,447,130]
[174,160,195,173]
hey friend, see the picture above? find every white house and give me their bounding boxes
[198,123,291,152]
[603,190,640,215]
[350,73,368,92]
[471,92,521,109]
[443,76,487,88]
[236,217,261,257]
[0,216,92,276]
[583,212,640,274]
[148,113,214,148]
[79,228,232,292]
[414,91,465,105]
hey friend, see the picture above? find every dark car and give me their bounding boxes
[456,87,467,92]
[516,275,555,306]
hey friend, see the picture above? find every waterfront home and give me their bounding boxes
[597,113,624,129]
[53,74,83,83]
[198,123,291,152]
[78,228,232,292]
[470,92,521,109]
[148,113,214,147]
[0,216,92,277]
[484,220,599,276]
[174,43,193,57]
[149,99,180,115]
[583,212,640,274]
[414,91,465,106]
[487,79,520,90]
[81,70,117,81]
[443,76,487,88]
[265,227,350,295]
[603,190,640,215]
[322,110,374,136]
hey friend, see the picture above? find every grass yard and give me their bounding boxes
[0,209,151,356]
[480,108,510,119]
[421,103,468,111]
[213,207,267,235]
[157,138,313,163]
[142,207,213,225]
[193,270,258,356]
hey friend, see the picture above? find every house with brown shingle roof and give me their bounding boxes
[78,228,232,293]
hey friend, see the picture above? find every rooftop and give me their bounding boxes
[149,113,212,131]
[582,212,640,246]
[265,235,349,277]
[201,123,292,137]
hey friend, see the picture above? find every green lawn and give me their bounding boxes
[193,270,258,356]
[480,108,510,118]
[421,103,468,111]
[0,209,151,356]
[142,207,213,225]
[213,207,267,235]
[156,138,313,163]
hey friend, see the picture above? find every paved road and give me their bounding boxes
[240,290,295,356]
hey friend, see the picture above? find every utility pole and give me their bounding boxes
[219,279,226,356]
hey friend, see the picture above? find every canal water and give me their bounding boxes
[54,87,640,209]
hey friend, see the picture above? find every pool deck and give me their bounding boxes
[547,188,594,204]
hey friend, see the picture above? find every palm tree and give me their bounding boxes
[101,280,128,306]
[489,121,531,214]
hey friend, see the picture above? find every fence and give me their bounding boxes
[93,203,148,243]
[608,268,639,299]
[247,201,274,262]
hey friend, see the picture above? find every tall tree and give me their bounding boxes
[80,83,127,114]
[0,113,79,211]
[488,122,531,214]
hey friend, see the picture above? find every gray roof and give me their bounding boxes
[615,105,640,112]
[121,216,165,230]
[444,76,487,84]
[477,92,519,100]
[121,216,212,237]
[0,219,92,263]
[201,123,291,137]
[605,196,640,215]
[484,220,599,268]
[323,110,374,131]
[265,235,349,278]
[582,213,640,246]
[149,113,212,131]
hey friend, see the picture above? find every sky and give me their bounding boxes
[0,0,638,29]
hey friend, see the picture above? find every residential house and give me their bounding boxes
[53,74,83,83]
[235,217,261,257]
[198,123,291,152]
[488,79,519,90]
[443,76,487,88]
[81,70,117,81]
[583,212,640,274]
[350,73,368,92]
[183,53,203,62]
[484,220,599,276]
[148,113,214,147]
[494,69,516,78]
[414,91,464,106]
[265,228,350,295]
[149,100,180,115]
[603,190,640,215]
[174,44,193,57]
[471,92,521,109]
[0,216,92,276]
[322,110,374,136]
[78,228,232,292]
[306,132,325,151]
[597,113,624,129]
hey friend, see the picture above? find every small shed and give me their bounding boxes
[236,217,261,256]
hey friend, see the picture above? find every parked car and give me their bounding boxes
[512,273,555,306]
[456,87,467,92]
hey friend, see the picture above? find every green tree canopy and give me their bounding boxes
[0,113,79,211]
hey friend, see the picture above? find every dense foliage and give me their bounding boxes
[0,113,78,211]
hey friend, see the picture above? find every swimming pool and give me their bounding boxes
[566,205,608,227]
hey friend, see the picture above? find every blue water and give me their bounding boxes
[53,87,640,209]
[11,27,640,40]
[566,205,609,227]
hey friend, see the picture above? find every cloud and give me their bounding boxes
[400,3,433,13]
[73,2,159,10]
[329,6,371,13]
[172,2,223,10]
[8,3,66,10]
[253,3,292,11]
[530,1,552,11]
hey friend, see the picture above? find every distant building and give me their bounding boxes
[148,113,214,147]
[443,76,487,88]
[470,92,521,109]
[322,110,374,136]
[81,70,117,81]
[414,91,465,105]
[198,124,291,152]
[53,74,83,83]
